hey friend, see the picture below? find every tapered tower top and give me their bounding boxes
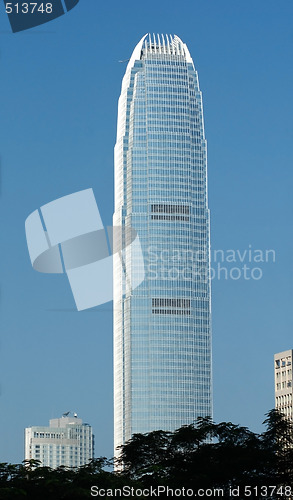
[140,33,193,61]
[126,33,194,75]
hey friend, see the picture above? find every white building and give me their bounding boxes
[113,34,212,453]
[25,414,94,468]
[274,350,293,420]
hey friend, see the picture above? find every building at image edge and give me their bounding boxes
[274,349,293,420]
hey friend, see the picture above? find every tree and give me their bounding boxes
[1,411,292,499]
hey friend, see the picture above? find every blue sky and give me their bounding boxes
[1,0,293,463]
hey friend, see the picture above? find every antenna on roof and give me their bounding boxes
[62,411,70,417]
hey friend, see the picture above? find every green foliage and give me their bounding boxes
[117,410,293,495]
[1,411,292,499]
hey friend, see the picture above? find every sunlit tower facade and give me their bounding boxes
[113,34,212,452]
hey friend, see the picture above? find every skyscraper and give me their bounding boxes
[113,34,212,452]
[25,415,94,468]
[274,350,293,420]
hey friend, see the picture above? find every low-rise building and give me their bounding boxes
[25,413,94,468]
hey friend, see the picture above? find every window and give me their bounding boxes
[152,298,191,315]
[150,204,190,222]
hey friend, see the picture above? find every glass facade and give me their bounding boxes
[114,34,212,452]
